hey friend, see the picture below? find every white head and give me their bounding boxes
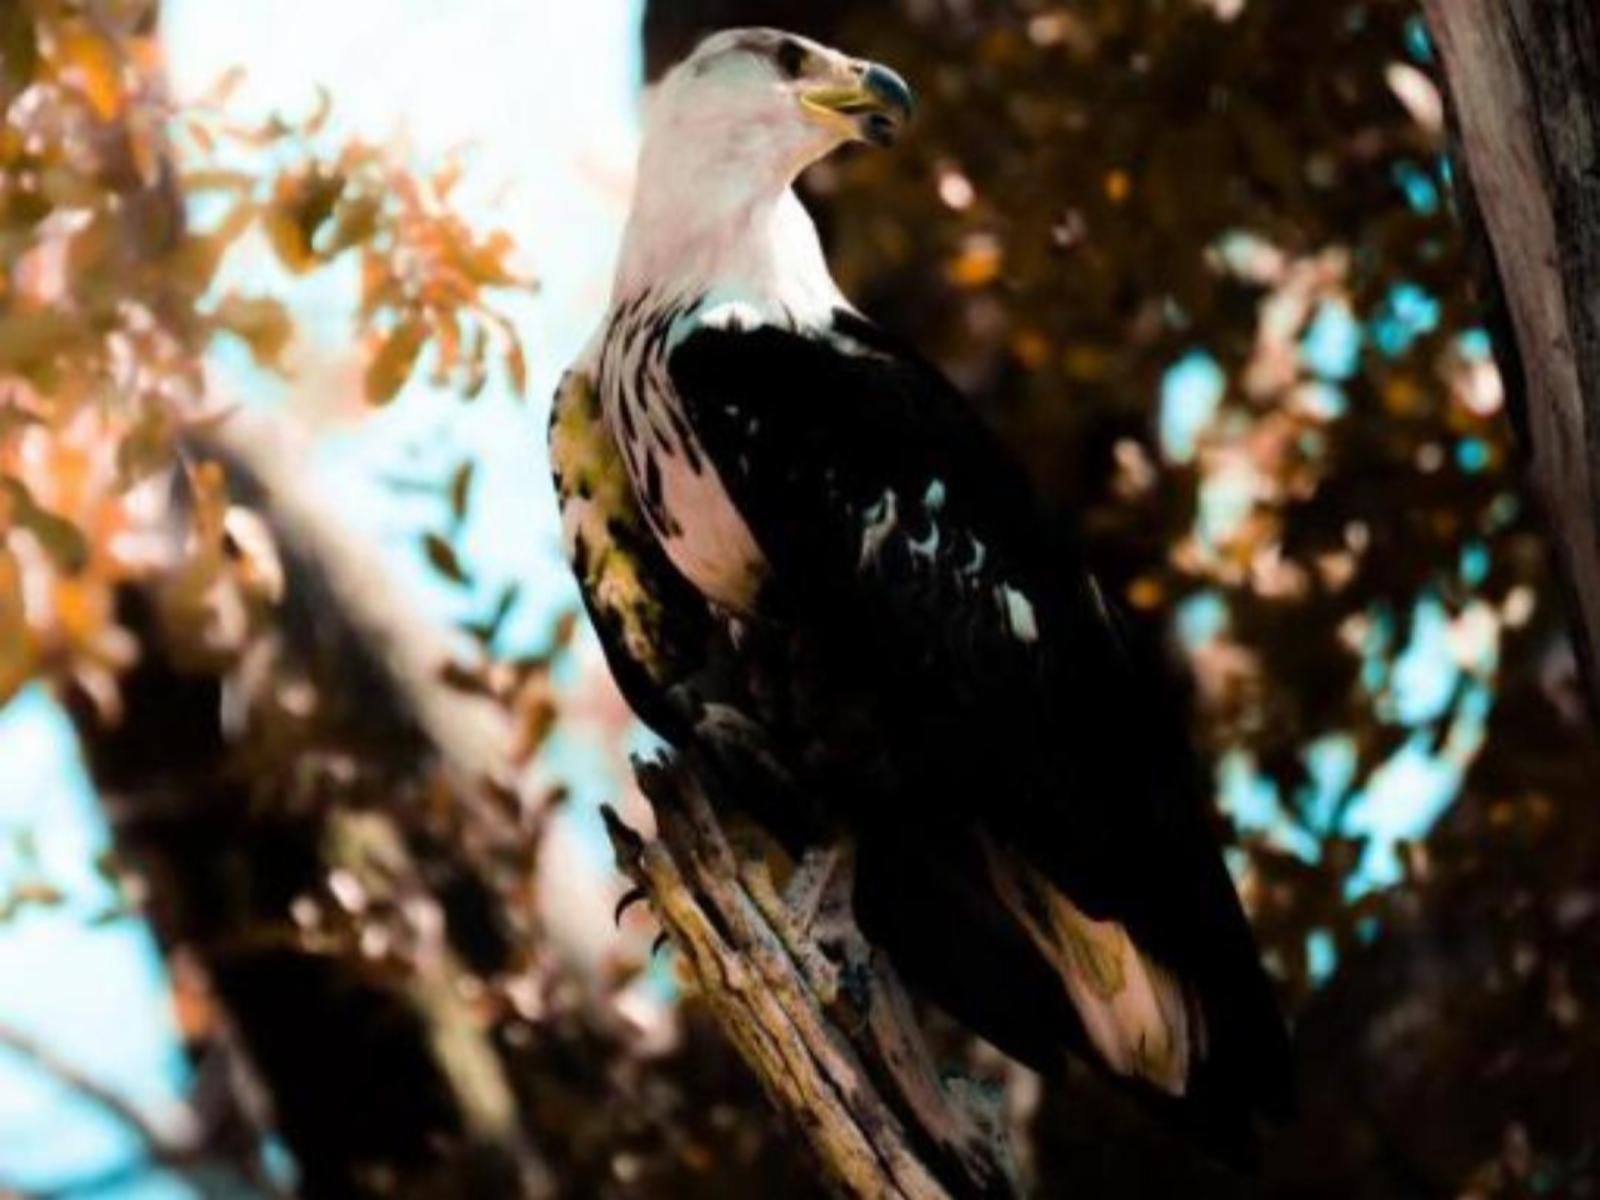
[615,29,914,305]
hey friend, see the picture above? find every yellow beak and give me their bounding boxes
[801,63,915,145]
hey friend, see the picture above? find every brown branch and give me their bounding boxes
[604,753,1018,1200]
[72,587,555,1199]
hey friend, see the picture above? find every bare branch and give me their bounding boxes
[605,754,1019,1200]
[0,1021,205,1174]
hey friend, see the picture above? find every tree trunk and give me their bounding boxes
[71,414,554,1198]
[1421,1,1600,722]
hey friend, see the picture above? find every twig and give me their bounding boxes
[0,1022,206,1177]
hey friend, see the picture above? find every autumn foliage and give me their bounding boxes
[2,1,1598,1197]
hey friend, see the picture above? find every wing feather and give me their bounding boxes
[665,309,1292,1127]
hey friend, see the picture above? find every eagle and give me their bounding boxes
[551,28,1292,1155]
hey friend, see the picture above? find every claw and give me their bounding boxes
[614,886,649,926]
[651,931,672,958]
[600,804,646,867]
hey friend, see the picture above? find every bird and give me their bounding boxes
[550,27,1292,1157]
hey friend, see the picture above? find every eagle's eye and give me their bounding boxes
[775,39,807,80]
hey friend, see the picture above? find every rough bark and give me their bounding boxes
[605,756,1019,1200]
[1421,1,1600,722]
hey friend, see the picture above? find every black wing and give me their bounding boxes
[549,360,837,853]
[669,309,1292,1140]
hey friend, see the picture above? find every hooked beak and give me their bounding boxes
[801,62,915,146]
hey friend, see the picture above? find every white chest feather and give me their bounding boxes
[597,295,769,614]
[656,441,766,612]
[602,180,848,615]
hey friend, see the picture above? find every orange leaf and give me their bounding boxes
[0,547,32,708]
[431,310,462,384]
[304,85,333,137]
[212,294,294,371]
[57,28,123,121]
[2,478,88,571]
[326,194,382,257]
[947,235,1003,288]
[54,577,100,644]
[1127,577,1165,610]
[265,170,344,274]
[365,319,426,404]
[202,66,246,108]
[359,249,389,320]
[504,340,528,398]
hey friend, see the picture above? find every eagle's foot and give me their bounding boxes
[791,842,862,1009]
[784,842,857,952]
[682,700,786,773]
[631,753,1018,1194]
[735,845,841,1005]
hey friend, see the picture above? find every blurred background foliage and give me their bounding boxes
[1,0,1597,1196]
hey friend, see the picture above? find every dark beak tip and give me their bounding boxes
[863,62,916,121]
[862,112,901,148]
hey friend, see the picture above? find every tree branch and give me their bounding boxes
[0,1021,280,1198]
[0,1021,203,1169]
[605,753,1018,1200]
[66,410,557,1197]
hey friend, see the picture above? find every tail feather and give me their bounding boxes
[853,823,1291,1165]
[981,836,1201,1097]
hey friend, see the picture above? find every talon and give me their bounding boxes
[614,886,649,926]
[651,931,672,958]
[600,805,646,865]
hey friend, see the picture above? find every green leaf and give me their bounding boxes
[422,533,469,584]
[448,461,475,524]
